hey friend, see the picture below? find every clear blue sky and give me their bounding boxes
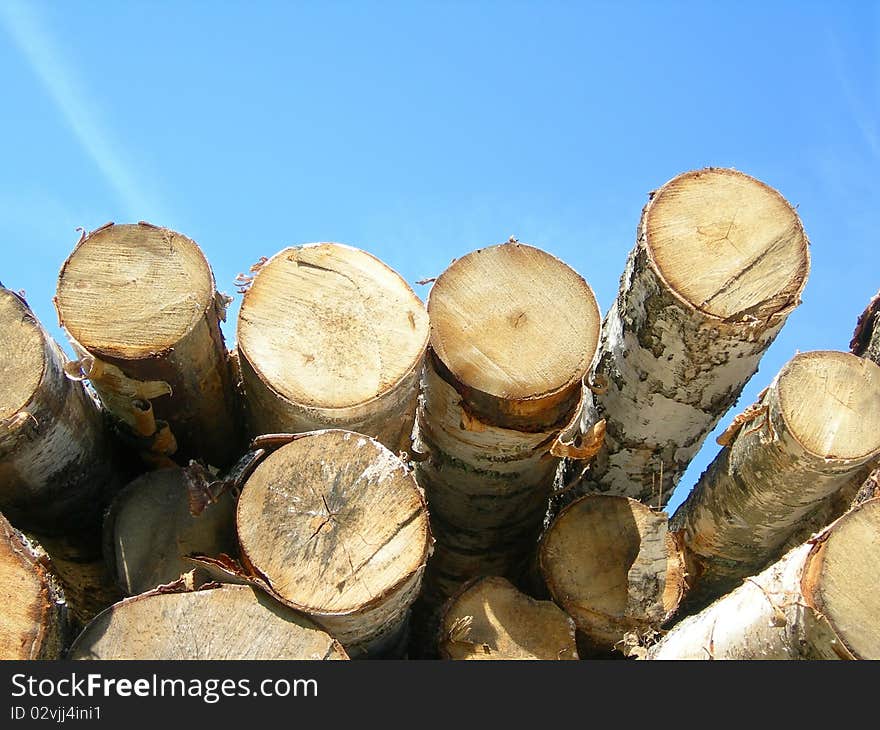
[1,1,877,512]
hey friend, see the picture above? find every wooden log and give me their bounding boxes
[414,241,600,599]
[539,495,686,655]
[55,222,240,468]
[850,288,880,362]
[236,243,429,453]
[68,584,349,660]
[672,350,880,611]
[235,429,430,658]
[648,498,880,660]
[0,513,68,659]
[0,287,119,534]
[105,467,237,596]
[438,576,578,660]
[569,168,810,506]
[23,530,122,631]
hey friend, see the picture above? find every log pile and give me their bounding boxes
[2,167,877,661]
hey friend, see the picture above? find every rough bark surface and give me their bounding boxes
[237,243,429,453]
[672,351,880,611]
[568,168,810,506]
[649,498,880,660]
[236,430,430,658]
[105,467,237,596]
[0,514,68,659]
[55,222,240,468]
[539,495,686,654]
[68,584,349,660]
[0,288,119,534]
[438,576,578,660]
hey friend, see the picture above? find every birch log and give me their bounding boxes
[569,168,810,506]
[236,243,429,453]
[438,576,578,660]
[235,430,430,658]
[105,467,237,596]
[672,350,880,611]
[55,222,240,468]
[414,241,600,601]
[0,513,68,659]
[539,495,686,654]
[648,498,880,660]
[68,584,349,660]
[0,287,119,534]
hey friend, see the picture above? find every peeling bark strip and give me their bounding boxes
[0,514,68,659]
[438,576,578,660]
[572,168,809,505]
[414,242,601,601]
[55,222,240,468]
[539,495,686,654]
[237,243,429,453]
[0,288,119,534]
[235,429,431,658]
[672,351,880,610]
[104,467,237,596]
[68,584,349,660]
[850,288,880,361]
[648,498,880,660]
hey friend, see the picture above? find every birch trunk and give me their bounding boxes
[236,243,429,454]
[438,576,578,660]
[68,584,349,660]
[0,287,120,534]
[104,466,237,596]
[648,498,880,660]
[235,429,430,658]
[569,168,809,506]
[539,495,686,654]
[55,222,240,468]
[0,513,68,659]
[414,241,601,606]
[672,351,880,611]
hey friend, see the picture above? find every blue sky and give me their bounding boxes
[1,1,877,512]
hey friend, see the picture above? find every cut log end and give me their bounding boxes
[236,429,429,654]
[438,576,578,660]
[540,495,686,653]
[428,242,600,405]
[0,289,45,422]
[645,167,809,320]
[238,243,429,410]
[106,467,237,596]
[0,515,67,660]
[68,584,349,660]
[803,498,880,660]
[56,223,215,360]
[778,350,880,461]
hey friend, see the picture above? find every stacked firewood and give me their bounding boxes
[1,168,877,661]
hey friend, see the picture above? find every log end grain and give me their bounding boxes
[778,350,880,461]
[68,584,349,660]
[56,223,215,361]
[645,168,809,321]
[802,498,880,660]
[106,467,237,596]
[0,289,45,423]
[428,242,600,414]
[438,576,578,660]
[540,495,686,653]
[236,429,430,653]
[0,515,67,660]
[238,243,429,411]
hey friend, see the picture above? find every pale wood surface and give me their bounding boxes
[0,290,44,420]
[439,576,578,660]
[68,584,349,660]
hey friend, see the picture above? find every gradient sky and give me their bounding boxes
[1,1,877,512]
